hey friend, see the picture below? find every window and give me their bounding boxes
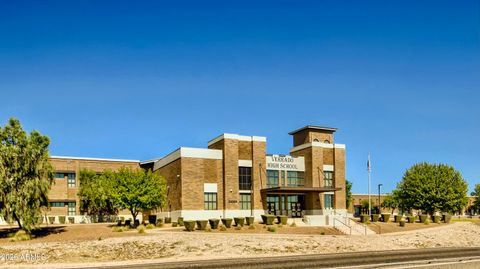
[240,193,251,210]
[287,171,305,187]
[281,171,285,186]
[324,194,334,209]
[54,172,65,179]
[50,202,64,207]
[67,173,76,188]
[324,171,333,187]
[266,170,279,188]
[68,202,76,216]
[324,140,330,144]
[204,192,217,210]
[239,167,252,190]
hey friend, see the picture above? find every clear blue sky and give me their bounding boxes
[1,1,479,194]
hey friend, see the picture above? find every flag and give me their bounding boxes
[367,154,371,172]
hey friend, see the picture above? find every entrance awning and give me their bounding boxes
[261,187,340,194]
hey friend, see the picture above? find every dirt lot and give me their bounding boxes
[366,221,449,234]
[1,222,479,268]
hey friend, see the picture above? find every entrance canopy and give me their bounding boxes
[261,187,340,194]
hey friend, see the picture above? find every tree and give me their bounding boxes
[471,184,480,215]
[113,167,166,221]
[395,162,468,215]
[345,180,353,209]
[381,192,399,214]
[0,118,54,231]
[78,170,118,217]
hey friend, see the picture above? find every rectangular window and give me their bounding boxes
[287,171,305,187]
[238,167,252,191]
[324,171,333,187]
[267,170,279,188]
[324,194,334,209]
[67,173,76,188]
[239,193,251,210]
[54,172,65,179]
[50,202,64,207]
[204,192,217,210]
[68,202,76,216]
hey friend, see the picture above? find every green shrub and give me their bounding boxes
[137,224,146,234]
[59,216,66,224]
[424,218,430,225]
[432,215,440,224]
[245,216,254,226]
[371,214,379,222]
[234,217,245,227]
[156,219,164,228]
[394,215,403,223]
[206,227,212,232]
[290,222,297,227]
[146,224,155,229]
[68,217,75,224]
[419,215,428,223]
[177,217,184,226]
[277,215,288,225]
[172,222,178,227]
[221,218,232,228]
[184,221,196,232]
[277,224,283,228]
[248,224,256,230]
[381,213,390,222]
[443,214,452,223]
[399,220,406,227]
[235,226,242,230]
[261,215,275,225]
[220,225,227,231]
[360,214,369,223]
[48,216,55,224]
[112,226,129,232]
[196,220,208,230]
[407,216,416,223]
[209,219,220,229]
[9,230,31,242]
[164,217,171,224]
[267,225,277,233]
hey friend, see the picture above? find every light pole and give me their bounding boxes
[378,184,383,214]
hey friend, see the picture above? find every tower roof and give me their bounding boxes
[288,125,337,135]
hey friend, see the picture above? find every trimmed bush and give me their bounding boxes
[112,226,129,232]
[68,217,75,224]
[371,214,379,222]
[10,230,31,242]
[184,221,196,231]
[267,225,277,233]
[432,215,440,224]
[48,216,55,224]
[248,224,256,230]
[137,225,146,234]
[245,216,254,226]
[196,220,208,230]
[290,222,297,227]
[220,225,227,231]
[277,215,288,225]
[235,226,242,230]
[59,216,66,224]
[261,215,276,225]
[221,218,233,228]
[407,216,416,223]
[419,215,428,223]
[209,218,220,229]
[155,219,164,228]
[177,217,184,226]
[234,217,245,227]
[164,217,172,224]
[381,213,390,222]
[399,220,406,227]
[443,214,452,223]
[360,214,369,223]
[394,215,403,223]
[172,222,178,227]
[146,224,155,229]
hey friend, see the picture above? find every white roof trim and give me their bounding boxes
[50,156,139,163]
[208,133,266,146]
[290,142,346,153]
[153,147,223,171]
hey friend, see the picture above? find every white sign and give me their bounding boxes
[266,155,305,171]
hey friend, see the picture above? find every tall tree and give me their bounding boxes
[381,192,399,214]
[0,118,54,231]
[395,162,468,215]
[345,180,353,209]
[78,169,118,217]
[113,167,166,221]
[471,184,480,214]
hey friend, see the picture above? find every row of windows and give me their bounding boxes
[54,172,76,188]
[267,170,333,188]
[49,202,76,216]
[203,193,252,210]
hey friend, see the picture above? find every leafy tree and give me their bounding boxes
[0,118,54,231]
[113,167,166,221]
[345,180,353,208]
[78,169,118,217]
[471,184,480,214]
[395,163,468,215]
[381,192,399,214]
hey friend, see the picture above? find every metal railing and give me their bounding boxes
[333,218,352,235]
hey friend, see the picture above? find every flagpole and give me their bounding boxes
[368,154,371,216]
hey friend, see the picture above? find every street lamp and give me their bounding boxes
[378,184,383,213]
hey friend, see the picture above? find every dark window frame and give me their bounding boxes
[239,167,252,191]
[267,170,279,188]
[204,192,217,210]
[239,193,251,210]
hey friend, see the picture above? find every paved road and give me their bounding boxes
[66,247,480,269]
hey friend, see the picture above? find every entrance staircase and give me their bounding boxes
[333,216,376,235]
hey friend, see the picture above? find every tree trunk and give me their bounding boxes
[13,212,22,230]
